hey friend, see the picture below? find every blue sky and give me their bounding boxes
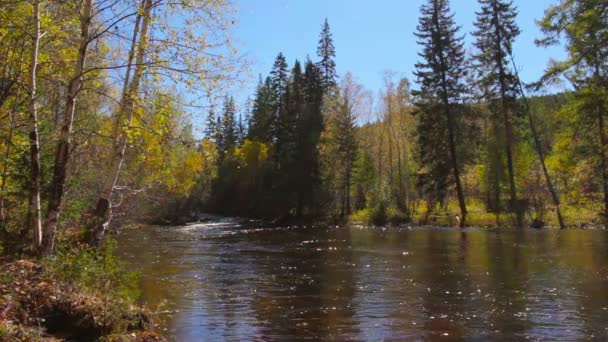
[231,0,566,103]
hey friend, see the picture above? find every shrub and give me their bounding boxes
[43,238,141,331]
[387,206,410,225]
[350,208,371,225]
[370,203,387,226]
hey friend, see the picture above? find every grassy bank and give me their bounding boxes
[0,239,166,342]
[349,198,604,228]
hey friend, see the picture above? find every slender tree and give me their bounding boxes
[86,0,152,245]
[414,0,468,227]
[509,51,566,228]
[27,0,43,251]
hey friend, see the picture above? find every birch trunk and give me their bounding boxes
[42,0,93,255]
[28,0,43,251]
[86,0,152,245]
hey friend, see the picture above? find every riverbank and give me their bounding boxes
[0,248,166,341]
[192,201,604,231]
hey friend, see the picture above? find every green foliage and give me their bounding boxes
[44,239,140,306]
[350,203,388,226]
[386,205,410,225]
[370,203,388,226]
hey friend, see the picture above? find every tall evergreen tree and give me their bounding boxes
[317,19,337,91]
[301,58,324,214]
[413,0,468,226]
[473,0,523,226]
[218,95,237,161]
[270,53,289,163]
[249,76,275,142]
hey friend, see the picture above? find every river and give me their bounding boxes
[117,218,608,341]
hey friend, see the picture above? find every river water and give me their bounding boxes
[117,218,608,341]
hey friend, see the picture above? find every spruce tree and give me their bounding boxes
[317,18,337,91]
[473,0,523,226]
[414,0,468,226]
[249,76,275,142]
[270,53,289,165]
[270,53,289,105]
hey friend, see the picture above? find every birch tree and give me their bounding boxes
[27,0,43,251]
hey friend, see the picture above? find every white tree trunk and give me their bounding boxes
[28,0,43,251]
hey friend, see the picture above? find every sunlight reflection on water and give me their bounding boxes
[118,221,608,341]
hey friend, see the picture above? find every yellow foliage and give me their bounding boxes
[233,140,269,168]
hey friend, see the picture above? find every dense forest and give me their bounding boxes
[1,0,608,258]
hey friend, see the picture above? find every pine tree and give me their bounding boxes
[317,18,337,91]
[473,0,523,226]
[413,0,468,226]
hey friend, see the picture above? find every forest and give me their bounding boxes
[190,0,607,231]
[0,0,608,340]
